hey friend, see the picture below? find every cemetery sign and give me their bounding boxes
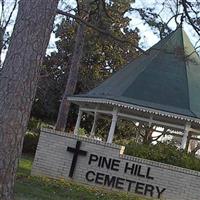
[32,128,200,200]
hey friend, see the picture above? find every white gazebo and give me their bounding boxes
[68,27,200,150]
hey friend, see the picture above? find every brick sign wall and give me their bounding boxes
[32,128,200,200]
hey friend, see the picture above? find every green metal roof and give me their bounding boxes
[70,27,200,119]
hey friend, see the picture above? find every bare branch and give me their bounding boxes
[186,45,200,57]
[152,133,163,141]
[191,143,200,154]
[182,0,200,36]
[3,0,18,31]
[152,127,168,141]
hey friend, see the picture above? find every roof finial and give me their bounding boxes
[180,13,185,27]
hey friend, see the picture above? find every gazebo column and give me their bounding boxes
[181,122,191,149]
[107,108,118,143]
[74,109,83,135]
[90,112,99,137]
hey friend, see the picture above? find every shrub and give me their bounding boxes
[27,117,42,134]
[124,141,200,171]
[22,132,39,155]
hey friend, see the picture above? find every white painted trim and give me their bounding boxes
[149,115,153,127]
[68,96,200,124]
[181,122,191,149]
[80,107,112,115]
[80,107,186,131]
[107,108,118,143]
[90,111,99,137]
[74,109,83,135]
[189,128,200,134]
[118,113,185,130]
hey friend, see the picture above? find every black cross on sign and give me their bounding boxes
[67,140,87,178]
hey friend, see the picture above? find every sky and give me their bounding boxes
[1,0,200,62]
[41,0,200,54]
[129,0,199,50]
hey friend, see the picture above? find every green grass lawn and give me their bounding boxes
[15,155,148,200]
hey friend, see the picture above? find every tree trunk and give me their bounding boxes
[0,27,4,67]
[55,21,87,131]
[143,127,154,145]
[0,0,58,199]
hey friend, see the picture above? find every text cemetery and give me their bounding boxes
[85,154,166,198]
[67,141,166,199]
